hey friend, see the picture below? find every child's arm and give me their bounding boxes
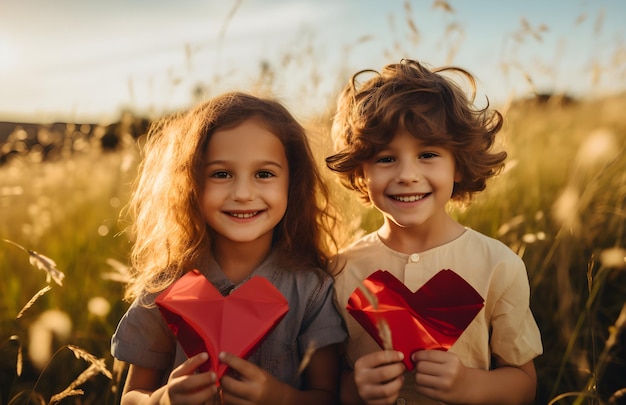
[121,353,219,405]
[412,350,537,405]
[219,344,341,405]
[340,350,405,405]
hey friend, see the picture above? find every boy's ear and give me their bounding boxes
[355,167,369,194]
[454,169,462,183]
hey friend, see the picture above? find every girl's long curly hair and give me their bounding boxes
[124,92,336,302]
[326,59,506,205]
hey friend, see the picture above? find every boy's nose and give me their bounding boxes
[396,160,421,183]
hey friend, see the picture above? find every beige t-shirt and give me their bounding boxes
[334,228,543,404]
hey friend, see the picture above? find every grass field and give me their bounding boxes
[1,91,625,404]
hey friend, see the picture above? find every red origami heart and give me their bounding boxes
[347,269,484,371]
[156,270,288,378]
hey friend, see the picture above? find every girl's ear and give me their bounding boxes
[355,166,365,180]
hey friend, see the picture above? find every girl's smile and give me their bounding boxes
[202,117,289,250]
[226,210,262,219]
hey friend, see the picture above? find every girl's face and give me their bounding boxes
[201,117,289,251]
[362,128,460,232]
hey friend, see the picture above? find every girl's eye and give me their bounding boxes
[211,171,231,179]
[256,171,275,179]
[375,156,395,163]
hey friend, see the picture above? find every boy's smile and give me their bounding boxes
[362,128,460,233]
[390,193,429,203]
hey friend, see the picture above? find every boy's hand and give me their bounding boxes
[353,350,405,405]
[412,350,470,403]
[165,352,220,404]
[218,351,285,405]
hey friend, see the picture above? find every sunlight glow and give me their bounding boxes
[0,38,16,73]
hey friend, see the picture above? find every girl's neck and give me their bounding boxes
[378,216,465,254]
[212,238,273,284]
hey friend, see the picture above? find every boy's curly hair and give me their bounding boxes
[325,59,506,205]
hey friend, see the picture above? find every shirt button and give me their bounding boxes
[396,398,407,405]
[409,253,420,263]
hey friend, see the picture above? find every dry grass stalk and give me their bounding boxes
[111,360,128,395]
[432,0,454,13]
[16,286,51,319]
[351,269,394,351]
[101,258,131,283]
[218,0,243,43]
[297,340,317,375]
[594,9,605,35]
[47,347,114,404]
[49,389,84,404]
[609,388,626,404]
[377,318,393,351]
[17,340,23,377]
[8,335,23,377]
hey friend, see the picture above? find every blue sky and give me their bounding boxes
[0,0,624,123]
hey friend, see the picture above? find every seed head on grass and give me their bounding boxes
[16,285,52,319]
[2,239,65,286]
[67,344,112,379]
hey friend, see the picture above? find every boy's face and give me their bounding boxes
[361,128,460,231]
[201,117,289,251]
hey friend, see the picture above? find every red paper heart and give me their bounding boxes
[156,270,288,378]
[347,269,484,371]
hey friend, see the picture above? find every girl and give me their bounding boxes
[111,92,347,404]
[326,60,543,404]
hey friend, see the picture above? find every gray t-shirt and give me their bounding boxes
[111,254,347,388]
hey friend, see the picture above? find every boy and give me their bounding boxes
[326,59,543,405]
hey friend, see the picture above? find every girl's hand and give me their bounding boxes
[164,352,220,405]
[411,350,470,403]
[353,350,405,405]
[218,351,285,405]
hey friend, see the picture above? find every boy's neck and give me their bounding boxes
[377,217,465,254]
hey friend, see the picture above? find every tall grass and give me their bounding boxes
[2,93,625,405]
[0,140,137,404]
[455,97,626,404]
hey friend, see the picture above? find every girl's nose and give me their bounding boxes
[232,178,254,201]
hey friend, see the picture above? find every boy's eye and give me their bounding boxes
[211,170,231,179]
[420,152,439,159]
[256,170,275,179]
